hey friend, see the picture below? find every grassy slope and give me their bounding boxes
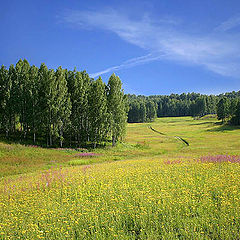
[1,116,240,178]
[127,116,240,161]
[0,116,240,239]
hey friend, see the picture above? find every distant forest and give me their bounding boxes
[1,59,239,149]
[0,59,128,147]
[127,91,240,125]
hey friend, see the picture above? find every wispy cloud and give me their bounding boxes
[215,15,240,32]
[63,10,240,78]
[89,53,165,78]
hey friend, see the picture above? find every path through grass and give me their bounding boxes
[0,116,240,239]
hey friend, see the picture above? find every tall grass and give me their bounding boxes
[1,160,239,239]
[0,116,240,239]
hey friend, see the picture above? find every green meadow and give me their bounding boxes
[1,116,240,239]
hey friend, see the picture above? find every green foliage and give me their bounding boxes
[146,100,157,121]
[1,116,240,239]
[107,73,128,146]
[230,99,240,125]
[128,100,146,123]
[66,69,91,145]
[0,65,11,135]
[0,60,128,147]
[88,77,108,147]
[216,96,240,125]
[27,65,40,143]
[2,116,240,178]
[53,66,72,147]
[192,96,206,117]
[217,97,230,122]
[127,91,240,123]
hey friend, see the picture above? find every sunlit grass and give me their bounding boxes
[0,116,240,239]
[1,116,240,178]
[1,160,239,239]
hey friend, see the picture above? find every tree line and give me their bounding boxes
[127,91,240,125]
[217,97,240,125]
[0,59,128,147]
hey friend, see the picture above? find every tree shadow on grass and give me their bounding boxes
[207,123,240,132]
[0,133,108,150]
[190,121,214,126]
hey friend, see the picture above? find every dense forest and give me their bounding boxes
[1,59,239,149]
[127,91,240,124]
[0,59,128,147]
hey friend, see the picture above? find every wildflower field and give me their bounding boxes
[0,117,240,239]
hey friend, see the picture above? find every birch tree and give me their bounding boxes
[107,73,127,146]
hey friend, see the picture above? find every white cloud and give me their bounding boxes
[215,15,240,32]
[89,53,165,78]
[63,10,240,78]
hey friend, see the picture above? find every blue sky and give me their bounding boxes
[1,0,240,95]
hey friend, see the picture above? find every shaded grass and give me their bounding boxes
[207,124,240,132]
[1,116,240,178]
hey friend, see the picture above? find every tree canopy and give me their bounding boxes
[127,91,240,125]
[0,60,128,148]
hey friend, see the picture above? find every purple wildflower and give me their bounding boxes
[199,155,240,163]
[74,152,100,157]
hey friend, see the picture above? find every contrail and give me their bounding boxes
[89,53,165,78]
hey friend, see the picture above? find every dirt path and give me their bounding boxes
[148,126,189,146]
